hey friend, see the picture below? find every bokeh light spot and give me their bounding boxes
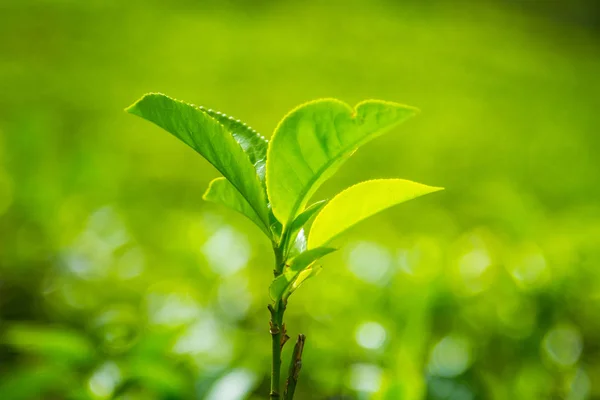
[355,321,387,350]
[347,242,392,285]
[202,226,250,276]
[171,315,232,363]
[88,362,121,398]
[457,248,492,295]
[348,363,383,393]
[397,237,442,281]
[509,244,549,289]
[146,292,201,327]
[63,206,130,280]
[428,335,472,377]
[451,232,497,296]
[568,368,591,400]
[543,325,583,368]
[205,369,256,400]
[217,276,252,320]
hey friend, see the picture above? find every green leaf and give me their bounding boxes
[308,179,443,249]
[269,274,291,303]
[203,108,268,183]
[287,228,307,259]
[203,177,270,236]
[288,247,337,273]
[290,264,323,295]
[283,200,327,256]
[2,323,95,364]
[126,93,269,226]
[269,213,283,239]
[269,247,336,302]
[266,98,418,228]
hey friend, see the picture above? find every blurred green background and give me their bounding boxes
[1,0,599,399]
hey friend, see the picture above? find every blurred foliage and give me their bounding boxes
[1,0,599,399]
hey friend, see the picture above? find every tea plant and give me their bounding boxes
[126,93,442,399]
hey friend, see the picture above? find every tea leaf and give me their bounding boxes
[266,99,417,228]
[289,264,322,295]
[203,177,270,236]
[126,93,269,226]
[203,109,268,183]
[308,179,442,248]
[283,200,327,256]
[269,247,336,301]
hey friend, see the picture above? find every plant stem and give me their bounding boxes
[274,242,285,276]
[269,302,285,399]
[270,242,292,399]
[283,334,306,400]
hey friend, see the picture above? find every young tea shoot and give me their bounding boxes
[126,93,443,399]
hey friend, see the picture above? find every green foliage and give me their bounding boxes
[269,247,337,303]
[203,177,270,236]
[127,94,435,301]
[283,200,327,257]
[127,93,438,398]
[308,179,443,249]
[266,99,418,229]
[2,1,599,399]
[203,108,269,184]
[126,93,270,229]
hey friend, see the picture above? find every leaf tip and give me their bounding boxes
[124,93,149,115]
[123,102,138,114]
[124,92,169,115]
[355,99,420,114]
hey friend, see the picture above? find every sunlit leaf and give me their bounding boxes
[203,109,268,183]
[284,200,327,257]
[126,93,269,225]
[269,212,283,239]
[286,228,306,260]
[308,179,443,248]
[266,99,418,228]
[269,247,336,302]
[269,272,297,303]
[288,247,337,273]
[290,264,322,295]
[203,177,270,236]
